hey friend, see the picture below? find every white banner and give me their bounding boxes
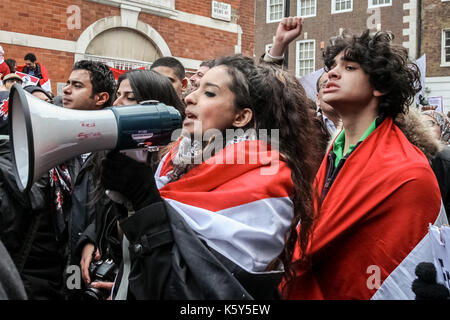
[429,224,450,289]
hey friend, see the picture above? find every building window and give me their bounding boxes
[267,0,284,23]
[332,0,353,13]
[368,0,392,8]
[296,39,315,77]
[297,0,316,18]
[442,30,450,66]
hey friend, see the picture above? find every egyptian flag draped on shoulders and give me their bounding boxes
[283,117,448,300]
[154,138,294,273]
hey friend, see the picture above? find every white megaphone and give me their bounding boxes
[8,83,182,192]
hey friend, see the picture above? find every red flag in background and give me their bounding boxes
[109,66,145,80]
[15,71,40,87]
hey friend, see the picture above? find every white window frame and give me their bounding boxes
[368,0,392,9]
[297,0,317,18]
[266,0,285,23]
[296,39,316,77]
[331,0,353,14]
[442,29,450,67]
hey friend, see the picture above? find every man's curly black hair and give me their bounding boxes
[73,60,116,107]
[323,30,421,119]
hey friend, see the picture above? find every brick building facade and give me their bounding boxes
[256,0,413,74]
[420,0,450,114]
[255,0,450,113]
[0,0,254,95]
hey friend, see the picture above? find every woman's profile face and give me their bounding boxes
[183,66,240,136]
[113,78,137,106]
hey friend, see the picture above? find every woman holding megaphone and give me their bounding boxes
[99,55,323,300]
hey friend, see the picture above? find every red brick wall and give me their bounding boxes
[0,0,120,41]
[174,0,254,56]
[0,0,254,94]
[139,15,240,60]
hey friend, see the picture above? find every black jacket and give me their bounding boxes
[65,153,99,265]
[68,151,122,262]
[0,139,48,262]
[0,139,66,299]
[0,239,27,300]
[431,145,450,220]
[21,63,43,80]
[113,201,283,300]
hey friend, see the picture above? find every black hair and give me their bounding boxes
[24,53,36,62]
[4,59,16,73]
[323,30,421,118]
[200,59,216,69]
[73,60,116,107]
[23,85,53,101]
[150,57,186,81]
[117,69,185,116]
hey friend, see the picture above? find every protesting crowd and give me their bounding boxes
[0,16,449,301]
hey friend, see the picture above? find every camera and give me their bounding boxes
[83,259,118,300]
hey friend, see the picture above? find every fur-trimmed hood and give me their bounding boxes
[394,106,443,162]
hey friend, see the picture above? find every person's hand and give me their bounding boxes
[80,243,101,285]
[269,16,304,57]
[90,281,114,300]
[101,151,162,211]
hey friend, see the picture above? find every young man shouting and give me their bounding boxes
[283,30,448,300]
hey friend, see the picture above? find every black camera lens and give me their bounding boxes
[83,284,110,301]
[82,259,118,300]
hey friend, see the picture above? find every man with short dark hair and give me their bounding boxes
[22,53,48,86]
[59,60,116,299]
[63,60,116,110]
[151,56,188,101]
